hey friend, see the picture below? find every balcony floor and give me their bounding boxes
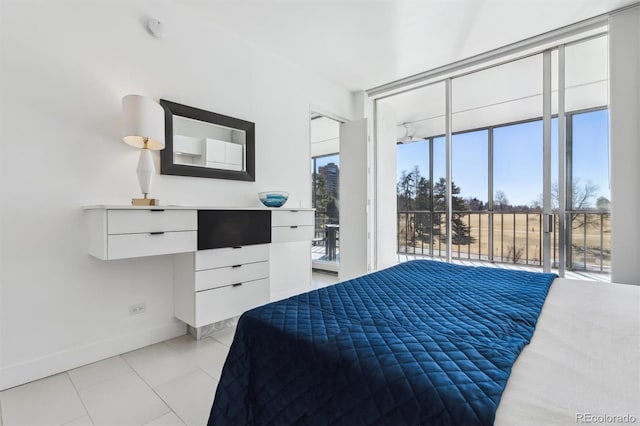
[312,245,339,264]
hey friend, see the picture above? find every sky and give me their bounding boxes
[396,109,610,207]
[313,154,340,171]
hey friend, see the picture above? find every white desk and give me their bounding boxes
[85,205,315,328]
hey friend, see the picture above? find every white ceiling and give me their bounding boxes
[379,34,609,139]
[311,116,340,157]
[189,0,635,92]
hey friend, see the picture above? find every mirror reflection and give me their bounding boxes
[173,115,246,171]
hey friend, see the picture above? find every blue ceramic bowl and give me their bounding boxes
[258,191,289,208]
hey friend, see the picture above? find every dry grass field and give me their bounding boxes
[398,211,611,271]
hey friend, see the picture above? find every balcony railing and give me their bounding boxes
[397,210,610,273]
[313,212,340,262]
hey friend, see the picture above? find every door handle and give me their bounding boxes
[232,283,243,287]
[543,214,554,233]
[149,232,165,235]
[232,264,242,268]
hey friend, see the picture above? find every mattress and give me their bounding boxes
[495,278,640,425]
[208,260,556,425]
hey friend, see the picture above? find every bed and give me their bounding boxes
[208,260,640,425]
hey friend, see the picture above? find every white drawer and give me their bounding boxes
[271,210,314,227]
[195,261,269,291]
[272,225,314,243]
[107,231,196,260]
[195,278,269,327]
[107,209,197,234]
[195,244,269,271]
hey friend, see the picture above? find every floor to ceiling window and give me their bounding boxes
[383,82,447,261]
[561,36,611,273]
[381,33,610,279]
[565,108,610,271]
[451,130,488,259]
[493,120,544,265]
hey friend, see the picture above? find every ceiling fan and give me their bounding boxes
[397,123,417,144]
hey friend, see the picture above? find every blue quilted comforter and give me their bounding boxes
[208,260,556,425]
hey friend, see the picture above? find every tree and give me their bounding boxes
[396,171,475,246]
[495,190,509,211]
[564,179,599,230]
[397,169,417,211]
[466,197,485,211]
[529,198,542,211]
[397,166,433,245]
[542,179,599,211]
[413,175,432,241]
[415,176,431,210]
[531,179,603,269]
[326,199,339,224]
[596,196,611,211]
[433,178,475,244]
[568,179,599,211]
[533,179,600,230]
[313,172,332,212]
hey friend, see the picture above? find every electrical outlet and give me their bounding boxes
[128,303,146,315]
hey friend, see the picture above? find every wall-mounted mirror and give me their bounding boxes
[160,99,255,181]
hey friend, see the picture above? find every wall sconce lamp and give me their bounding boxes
[122,94,165,206]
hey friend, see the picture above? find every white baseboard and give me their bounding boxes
[0,321,186,391]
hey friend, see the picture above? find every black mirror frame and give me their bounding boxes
[160,99,255,182]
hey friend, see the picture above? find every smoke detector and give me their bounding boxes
[147,18,165,39]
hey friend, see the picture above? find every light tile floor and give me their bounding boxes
[311,269,340,289]
[0,327,236,426]
[0,273,338,426]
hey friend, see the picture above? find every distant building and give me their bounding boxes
[319,162,340,198]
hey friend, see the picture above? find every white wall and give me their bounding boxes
[0,0,353,389]
[609,6,640,285]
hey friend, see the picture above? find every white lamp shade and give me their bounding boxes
[122,94,165,150]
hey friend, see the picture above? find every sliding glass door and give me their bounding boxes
[561,36,610,274]
[451,53,547,269]
[378,82,446,263]
[378,33,610,279]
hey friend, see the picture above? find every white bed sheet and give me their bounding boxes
[495,278,640,425]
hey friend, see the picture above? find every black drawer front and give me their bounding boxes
[198,210,271,250]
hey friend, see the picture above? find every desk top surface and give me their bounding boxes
[83,205,315,211]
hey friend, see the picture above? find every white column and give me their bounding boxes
[339,118,369,280]
[609,6,640,285]
[542,50,552,272]
[374,103,398,270]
